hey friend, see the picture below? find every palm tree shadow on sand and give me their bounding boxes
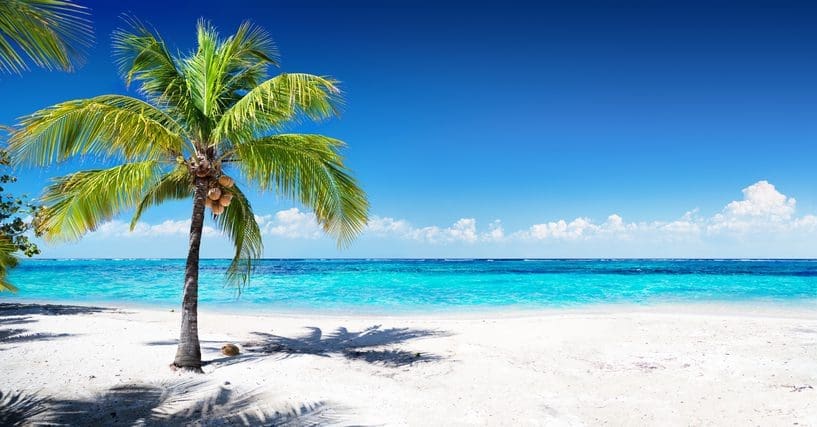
[0,303,113,317]
[1,380,342,426]
[0,303,114,348]
[212,325,450,368]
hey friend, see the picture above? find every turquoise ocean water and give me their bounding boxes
[4,259,817,313]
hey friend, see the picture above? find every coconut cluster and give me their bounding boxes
[204,175,235,216]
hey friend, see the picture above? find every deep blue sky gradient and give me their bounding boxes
[1,1,816,257]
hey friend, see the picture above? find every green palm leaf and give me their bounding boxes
[113,18,186,104]
[0,237,20,292]
[220,20,279,68]
[0,0,92,73]
[184,19,223,122]
[205,20,279,113]
[214,73,342,143]
[231,134,368,246]
[37,161,164,241]
[214,184,262,289]
[130,164,193,229]
[9,95,186,165]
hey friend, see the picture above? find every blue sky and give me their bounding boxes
[2,0,816,258]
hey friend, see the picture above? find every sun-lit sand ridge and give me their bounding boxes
[1,302,816,425]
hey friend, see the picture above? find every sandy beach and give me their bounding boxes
[1,302,816,426]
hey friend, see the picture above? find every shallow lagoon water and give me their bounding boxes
[4,259,817,313]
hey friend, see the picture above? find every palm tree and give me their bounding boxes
[9,19,369,372]
[0,0,92,292]
[0,0,92,73]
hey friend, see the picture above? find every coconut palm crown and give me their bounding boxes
[8,19,369,371]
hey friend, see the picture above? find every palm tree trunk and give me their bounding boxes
[172,177,208,372]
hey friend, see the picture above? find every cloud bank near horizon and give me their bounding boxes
[80,181,817,253]
[364,180,817,245]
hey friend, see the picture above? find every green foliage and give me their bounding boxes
[9,95,186,164]
[215,185,262,289]
[0,150,40,292]
[214,73,342,143]
[37,161,162,241]
[231,134,368,246]
[0,0,93,74]
[130,165,192,230]
[0,236,20,292]
[13,19,369,288]
[0,0,92,291]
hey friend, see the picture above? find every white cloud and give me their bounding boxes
[405,218,477,244]
[794,215,817,231]
[503,181,812,242]
[365,216,484,244]
[446,218,478,243]
[482,220,505,242]
[256,208,321,239]
[725,180,795,219]
[524,217,597,240]
[367,216,412,236]
[708,181,798,234]
[93,219,218,238]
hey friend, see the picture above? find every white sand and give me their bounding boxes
[2,302,816,426]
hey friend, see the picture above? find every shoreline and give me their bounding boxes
[3,296,817,320]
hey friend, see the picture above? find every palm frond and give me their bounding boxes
[36,161,164,241]
[214,184,262,289]
[9,95,186,166]
[220,20,278,69]
[232,134,368,246]
[213,73,342,144]
[0,236,20,292]
[113,17,186,104]
[214,21,278,113]
[0,0,93,74]
[130,164,192,230]
[181,19,225,132]
[112,16,207,138]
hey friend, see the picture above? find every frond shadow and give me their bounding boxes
[0,303,114,316]
[343,348,443,366]
[0,327,73,344]
[0,304,114,348]
[0,389,49,427]
[160,387,340,426]
[238,325,449,368]
[0,316,36,326]
[144,338,230,351]
[24,380,344,426]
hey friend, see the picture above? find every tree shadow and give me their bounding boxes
[0,303,114,317]
[343,348,443,366]
[143,339,233,356]
[0,316,36,326]
[0,304,104,347]
[0,327,72,344]
[0,389,49,427]
[2,381,344,426]
[234,325,449,368]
